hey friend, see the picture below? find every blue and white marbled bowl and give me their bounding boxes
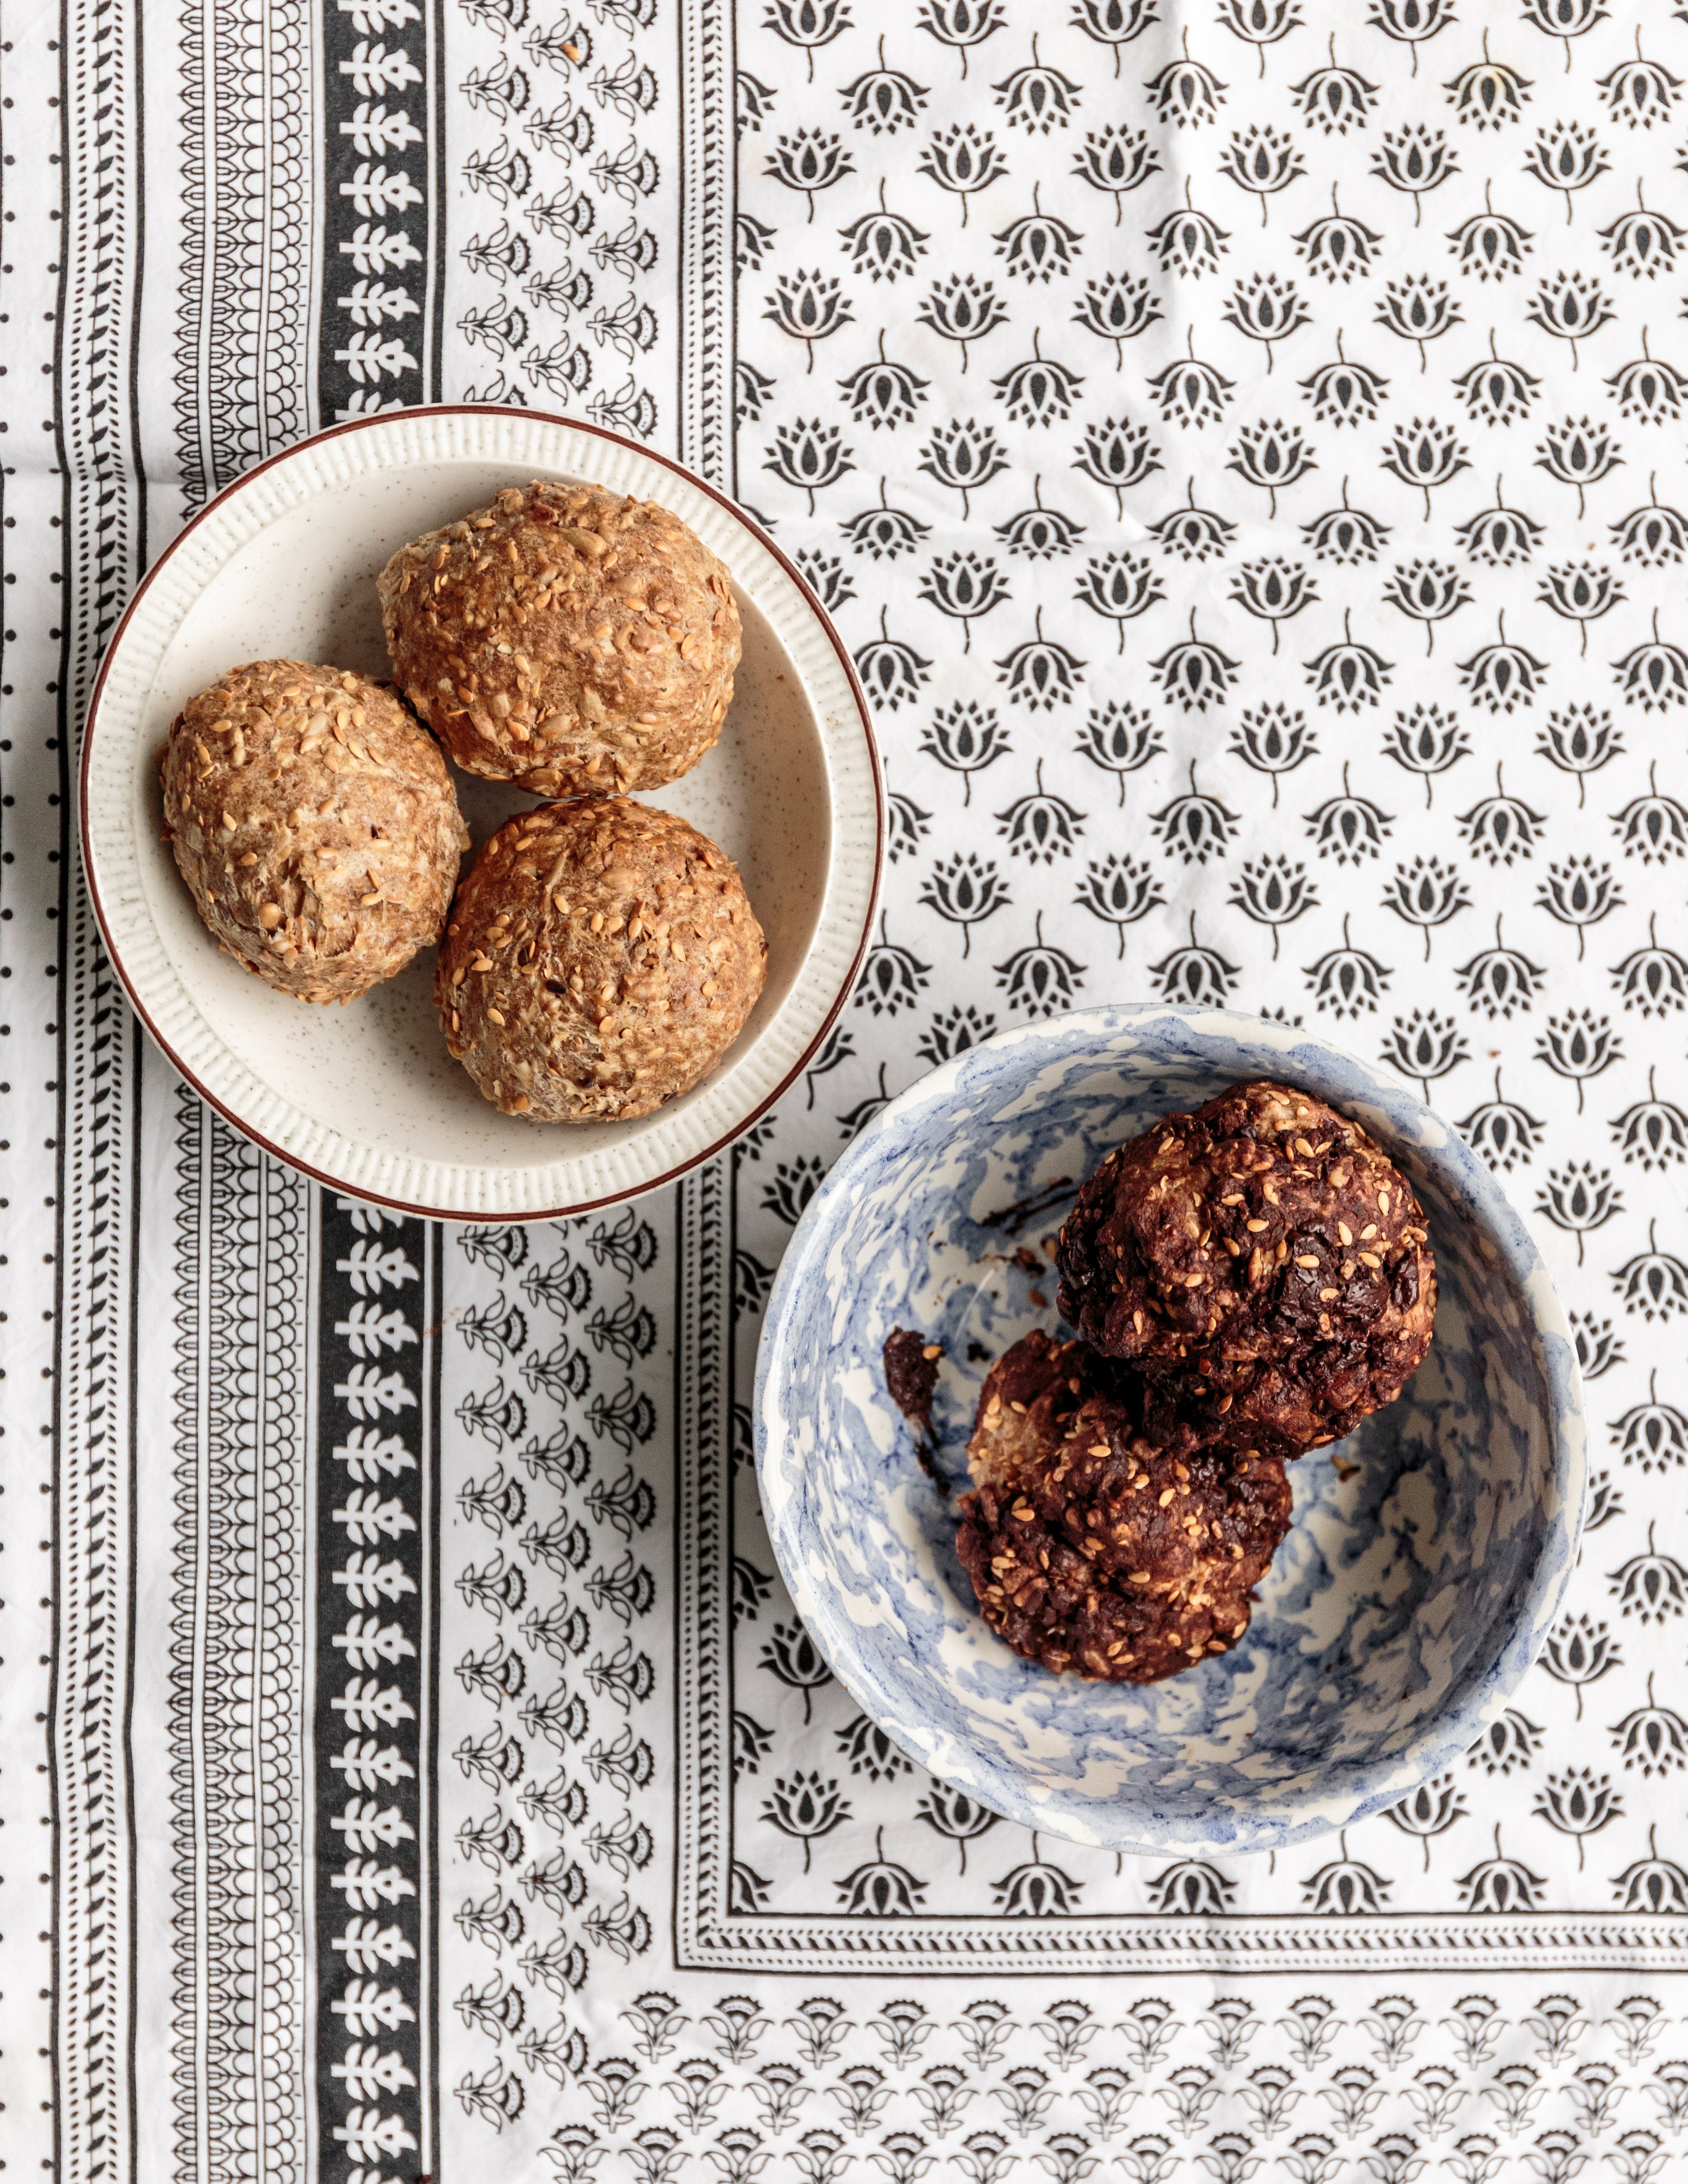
[755,1006,1586,1857]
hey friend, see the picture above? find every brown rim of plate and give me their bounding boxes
[78,403,886,1222]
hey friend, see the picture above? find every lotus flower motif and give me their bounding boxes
[994,610,1086,709]
[1598,54,1682,131]
[916,273,1009,366]
[1148,917,1241,1008]
[1071,124,1159,216]
[993,912,1087,1017]
[994,194,1084,282]
[1469,1707,1544,1776]
[1383,701,1470,807]
[1610,1073,1688,1169]
[1073,551,1164,647]
[1444,55,1533,132]
[1610,1221,1688,1317]
[1537,857,1622,960]
[1148,198,1232,279]
[1300,349,1388,425]
[1453,349,1540,424]
[835,1833,928,1915]
[841,491,930,559]
[1293,58,1378,134]
[916,0,1008,75]
[1454,917,1546,1019]
[1455,1830,1548,1914]
[994,762,1084,863]
[1294,203,1386,283]
[1143,1860,1237,1914]
[839,350,929,430]
[1610,1375,1688,1469]
[1381,855,1469,960]
[994,497,1086,558]
[1303,921,1392,1018]
[914,1781,1000,1872]
[1599,201,1687,279]
[1077,701,1164,801]
[993,44,1082,134]
[1229,557,1317,651]
[1304,613,1394,711]
[1456,618,1548,712]
[918,121,1009,214]
[993,343,1084,424]
[1609,494,1688,565]
[1612,613,1688,710]
[765,128,854,219]
[1302,1848,1391,1915]
[1145,54,1228,128]
[1535,414,1622,517]
[1147,348,1235,425]
[1229,701,1317,804]
[840,44,929,133]
[1371,0,1458,49]
[1150,617,1240,712]
[1074,854,1164,954]
[1304,767,1393,861]
[1446,205,1534,279]
[1219,123,1305,225]
[1229,854,1318,958]
[1607,1525,1688,1621]
[1612,1832,1688,1914]
[1383,557,1471,653]
[765,418,855,512]
[853,915,931,1021]
[1372,122,1458,215]
[992,1856,1083,1915]
[1152,490,1238,561]
[1301,494,1391,562]
[1456,768,1545,864]
[919,852,1011,953]
[1071,273,1163,365]
[1606,350,1688,422]
[853,612,932,710]
[1457,1072,1544,1172]
[839,201,930,282]
[1610,765,1688,862]
[1535,704,1622,805]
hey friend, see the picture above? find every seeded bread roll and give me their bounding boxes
[1056,1080,1437,1451]
[956,1330,1292,1684]
[437,796,767,1122]
[378,481,742,798]
[160,658,466,1005]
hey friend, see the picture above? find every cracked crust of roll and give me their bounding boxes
[956,1331,1292,1684]
[378,480,741,797]
[1056,1079,1437,1451]
[160,658,467,1005]
[436,795,767,1122]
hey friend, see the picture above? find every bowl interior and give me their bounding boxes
[757,1008,1583,1856]
[130,463,825,1170]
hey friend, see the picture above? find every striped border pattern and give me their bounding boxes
[312,1199,440,2184]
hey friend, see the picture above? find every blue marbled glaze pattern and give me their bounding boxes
[755,1007,1587,1858]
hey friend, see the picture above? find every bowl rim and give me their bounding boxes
[755,1002,1589,1856]
[78,403,884,1222]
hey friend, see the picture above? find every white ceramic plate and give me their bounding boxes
[81,408,882,1219]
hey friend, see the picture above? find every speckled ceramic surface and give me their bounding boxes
[80,407,881,1218]
[757,1007,1587,1858]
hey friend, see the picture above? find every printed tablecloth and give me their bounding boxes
[7,0,1688,2174]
